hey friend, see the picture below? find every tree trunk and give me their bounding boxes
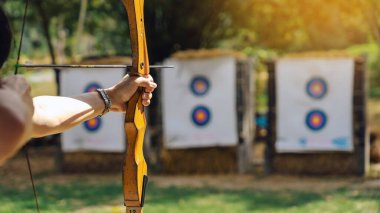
[74,0,88,60]
[33,1,60,94]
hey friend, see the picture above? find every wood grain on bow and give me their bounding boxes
[121,0,149,212]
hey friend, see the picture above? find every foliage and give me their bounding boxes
[235,0,369,52]
[2,0,380,57]
[346,43,380,97]
[2,0,380,89]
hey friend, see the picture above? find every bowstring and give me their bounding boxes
[14,0,29,75]
[14,0,41,212]
[24,146,41,213]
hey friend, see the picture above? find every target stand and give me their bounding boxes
[266,56,368,175]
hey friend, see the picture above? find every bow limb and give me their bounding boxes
[121,0,150,212]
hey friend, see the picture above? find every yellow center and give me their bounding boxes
[313,84,322,93]
[312,116,321,125]
[196,112,205,120]
[196,82,205,91]
[88,119,97,126]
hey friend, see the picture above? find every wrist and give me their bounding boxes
[104,88,120,112]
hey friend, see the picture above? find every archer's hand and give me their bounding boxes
[0,75,34,116]
[105,74,157,112]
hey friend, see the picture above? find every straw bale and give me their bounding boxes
[171,49,246,61]
[272,153,358,175]
[78,55,132,65]
[370,129,380,163]
[160,147,237,174]
[62,152,124,173]
[283,50,354,59]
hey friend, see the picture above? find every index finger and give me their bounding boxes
[142,74,154,82]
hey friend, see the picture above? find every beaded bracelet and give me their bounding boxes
[96,88,112,117]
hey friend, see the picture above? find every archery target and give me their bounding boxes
[60,68,125,152]
[162,57,238,149]
[191,105,211,127]
[306,78,328,99]
[190,76,210,96]
[83,82,102,132]
[276,58,354,152]
[305,110,327,131]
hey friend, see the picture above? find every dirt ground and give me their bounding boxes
[1,147,380,194]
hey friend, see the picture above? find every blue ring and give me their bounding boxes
[191,105,211,127]
[305,110,327,131]
[84,117,102,132]
[190,76,210,96]
[306,78,328,99]
[84,82,102,93]
[83,82,103,132]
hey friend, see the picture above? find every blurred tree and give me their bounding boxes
[2,0,379,64]
[145,0,241,62]
[2,0,380,100]
[219,0,370,52]
[73,0,88,60]
[2,0,130,62]
[360,0,380,45]
[358,0,380,93]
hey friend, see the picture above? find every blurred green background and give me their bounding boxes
[2,0,380,101]
[1,0,380,212]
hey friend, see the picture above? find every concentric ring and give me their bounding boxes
[190,76,210,96]
[83,117,102,132]
[305,110,327,131]
[191,105,211,127]
[306,78,328,99]
[83,82,102,132]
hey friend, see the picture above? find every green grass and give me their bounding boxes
[1,178,380,213]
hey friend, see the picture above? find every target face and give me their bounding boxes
[190,76,210,96]
[305,110,327,131]
[83,82,102,132]
[191,106,211,127]
[306,78,328,99]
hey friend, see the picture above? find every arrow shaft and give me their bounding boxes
[17,64,173,69]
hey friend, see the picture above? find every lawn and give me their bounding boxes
[1,149,380,213]
[1,174,380,213]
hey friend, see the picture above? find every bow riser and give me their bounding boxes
[122,0,149,212]
[124,92,147,207]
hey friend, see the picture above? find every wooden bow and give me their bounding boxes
[14,0,151,212]
[121,0,149,212]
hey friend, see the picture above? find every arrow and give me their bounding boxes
[16,64,174,69]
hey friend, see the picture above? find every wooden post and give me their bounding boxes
[237,58,255,174]
[265,60,276,174]
[353,57,368,175]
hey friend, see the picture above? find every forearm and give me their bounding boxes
[32,93,104,137]
[0,90,33,165]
